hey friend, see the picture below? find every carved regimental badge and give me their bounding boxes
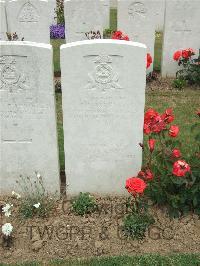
[128,2,147,19]
[18,2,39,22]
[0,56,28,91]
[86,55,122,92]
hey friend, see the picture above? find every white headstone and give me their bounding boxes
[117,0,156,72]
[101,0,110,29]
[0,0,7,40]
[6,0,51,43]
[110,0,117,9]
[64,0,110,42]
[49,0,57,25]
[0,41,60,194]
[61,40,146,195]
[162,0,200,77]
[155,0,165,32]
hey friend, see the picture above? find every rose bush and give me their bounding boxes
[173,48,200,86]
[140,107,200,217]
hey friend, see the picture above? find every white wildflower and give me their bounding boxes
[2,223,13,236]
[36,172,41,179]
[12,191,21,199]
[33,202,40,208]
[2,203,13,217]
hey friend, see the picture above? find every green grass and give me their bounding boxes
[56,92,65,170]
[56,88,200,171]
[154,32,163,71]
[51,39,65,74]
[110,8,117,32]
[1,254,200,266]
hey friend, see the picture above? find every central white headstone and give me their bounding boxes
[6,0,51,43]
[117,0,156,72]
[61,40,146,195]
[161,0,200,77]
[64,0,110,42]
[0,42,60,194]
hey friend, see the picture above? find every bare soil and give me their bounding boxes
[0,196,200,264]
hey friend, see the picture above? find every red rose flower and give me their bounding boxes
[173,50,182,61]
[161,108,174,124]
[144,108,166,135]
[146,53,152,68]
[123,35,130,41]
[172,148,181,158]
[182,48,195,59]
[169,125,179,137]
[125,177,147,196]
[172,160,191,177]
[112,31,122,39]
[148,139,156,152]
[112,31,129,41]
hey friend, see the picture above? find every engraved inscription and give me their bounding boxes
[18,2,39,22]
[1,121,33,144]
[128,2,146,19]
[0,56,29,91]
[85,55,122,92]
[174,19,192,34]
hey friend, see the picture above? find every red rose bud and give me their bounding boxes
[172,148,181,158]
[173,50,182,61]
[145,169,154,180]
[172,160,191,177]
[125,177,147,196]
[161,108,174,124]
[148,139,156,152]
[169,125,179,137]
[138,170,146,179]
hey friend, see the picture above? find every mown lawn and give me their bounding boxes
[51,39,65,74]
[2,254,200,266]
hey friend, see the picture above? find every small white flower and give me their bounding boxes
[36,172,41,179]
[33,202,40,208]
[12,191,21,199]
[2,203,13,217]
[2,223,13,236]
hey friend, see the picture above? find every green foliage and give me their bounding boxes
[172,78,186,90]
[17,174,56,218]
[123,212,154,240]
[103,28,113,39]
[55,0,64,24]
[71,192,97,216]
[144,111,200,218]
[176,51,200,86]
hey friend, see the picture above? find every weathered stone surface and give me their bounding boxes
[64,0,110,42]
[6,0,51,43]
[61,40,146,195]
[118,0,157,72]
[0,0,7,40]
[0,41,60,194]
[161,0,200,77]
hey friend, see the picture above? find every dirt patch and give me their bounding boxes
[0,196,200,264]
[146,74,200,91]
